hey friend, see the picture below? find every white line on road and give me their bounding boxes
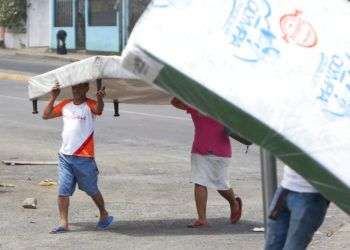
[0,94,189,121]
[107,108,188,121]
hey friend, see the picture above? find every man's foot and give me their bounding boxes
[97,215,114,230]
[50,226,69,234]
[230,197,242,224]
[187,219,209,228]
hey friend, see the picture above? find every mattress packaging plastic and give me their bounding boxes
[121,0,350,213]
[28,56,168,103]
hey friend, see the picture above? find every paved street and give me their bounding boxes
[0,55,349,249]
[0,54,67,75]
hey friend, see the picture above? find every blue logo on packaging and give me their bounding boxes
[315,53,350,118]
[224,0,280,63]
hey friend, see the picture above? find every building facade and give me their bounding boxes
[51,0,123,52]
[4,0,149,53]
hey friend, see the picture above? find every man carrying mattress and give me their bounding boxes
[42,82,113,233]
[171,97,242,228]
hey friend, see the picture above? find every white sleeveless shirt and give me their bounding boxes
[281,165,318,193]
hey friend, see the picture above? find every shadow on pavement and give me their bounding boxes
[71,218,264,236]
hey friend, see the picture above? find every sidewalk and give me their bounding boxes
[0,47,95,63]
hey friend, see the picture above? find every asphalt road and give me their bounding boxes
[0,54,67,74]
[0,56,348,250]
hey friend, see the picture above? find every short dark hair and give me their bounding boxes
[73,82,89,88]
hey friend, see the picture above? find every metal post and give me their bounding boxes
[0,26,5,48]
[122,0,130,49]
[117,0,130,52]
[113,99,120,117]
[96,79,102,91]
[32,99,38,114]
[260,147,277,235]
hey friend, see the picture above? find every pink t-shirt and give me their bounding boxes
[187,107,231,157]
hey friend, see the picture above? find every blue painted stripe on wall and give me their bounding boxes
[85,26,120,52]
[84,0,120,52]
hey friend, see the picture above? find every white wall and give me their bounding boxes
[27,0,50,47]
[4,32,28,49]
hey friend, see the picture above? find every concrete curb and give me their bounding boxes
[0,48,92,63]
[13,51,85,63]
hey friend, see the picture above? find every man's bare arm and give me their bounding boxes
[91,86,105,115]
[171,97,188,110]
[42,84,61,120]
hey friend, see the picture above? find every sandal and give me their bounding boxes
[50,226,69,234]
[230,197,242,224]
[97,216,114,230]
[187,220,208,228]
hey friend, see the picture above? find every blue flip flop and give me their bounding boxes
[97,216,114,230]
[50,226,69,234]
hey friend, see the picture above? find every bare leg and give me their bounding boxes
[218,188,238,212]
[57,196,70,229]
[91,191,109,221]
[188,184,208,227]
[218,189,241,223]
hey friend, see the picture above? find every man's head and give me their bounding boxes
[72,82,89,100]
